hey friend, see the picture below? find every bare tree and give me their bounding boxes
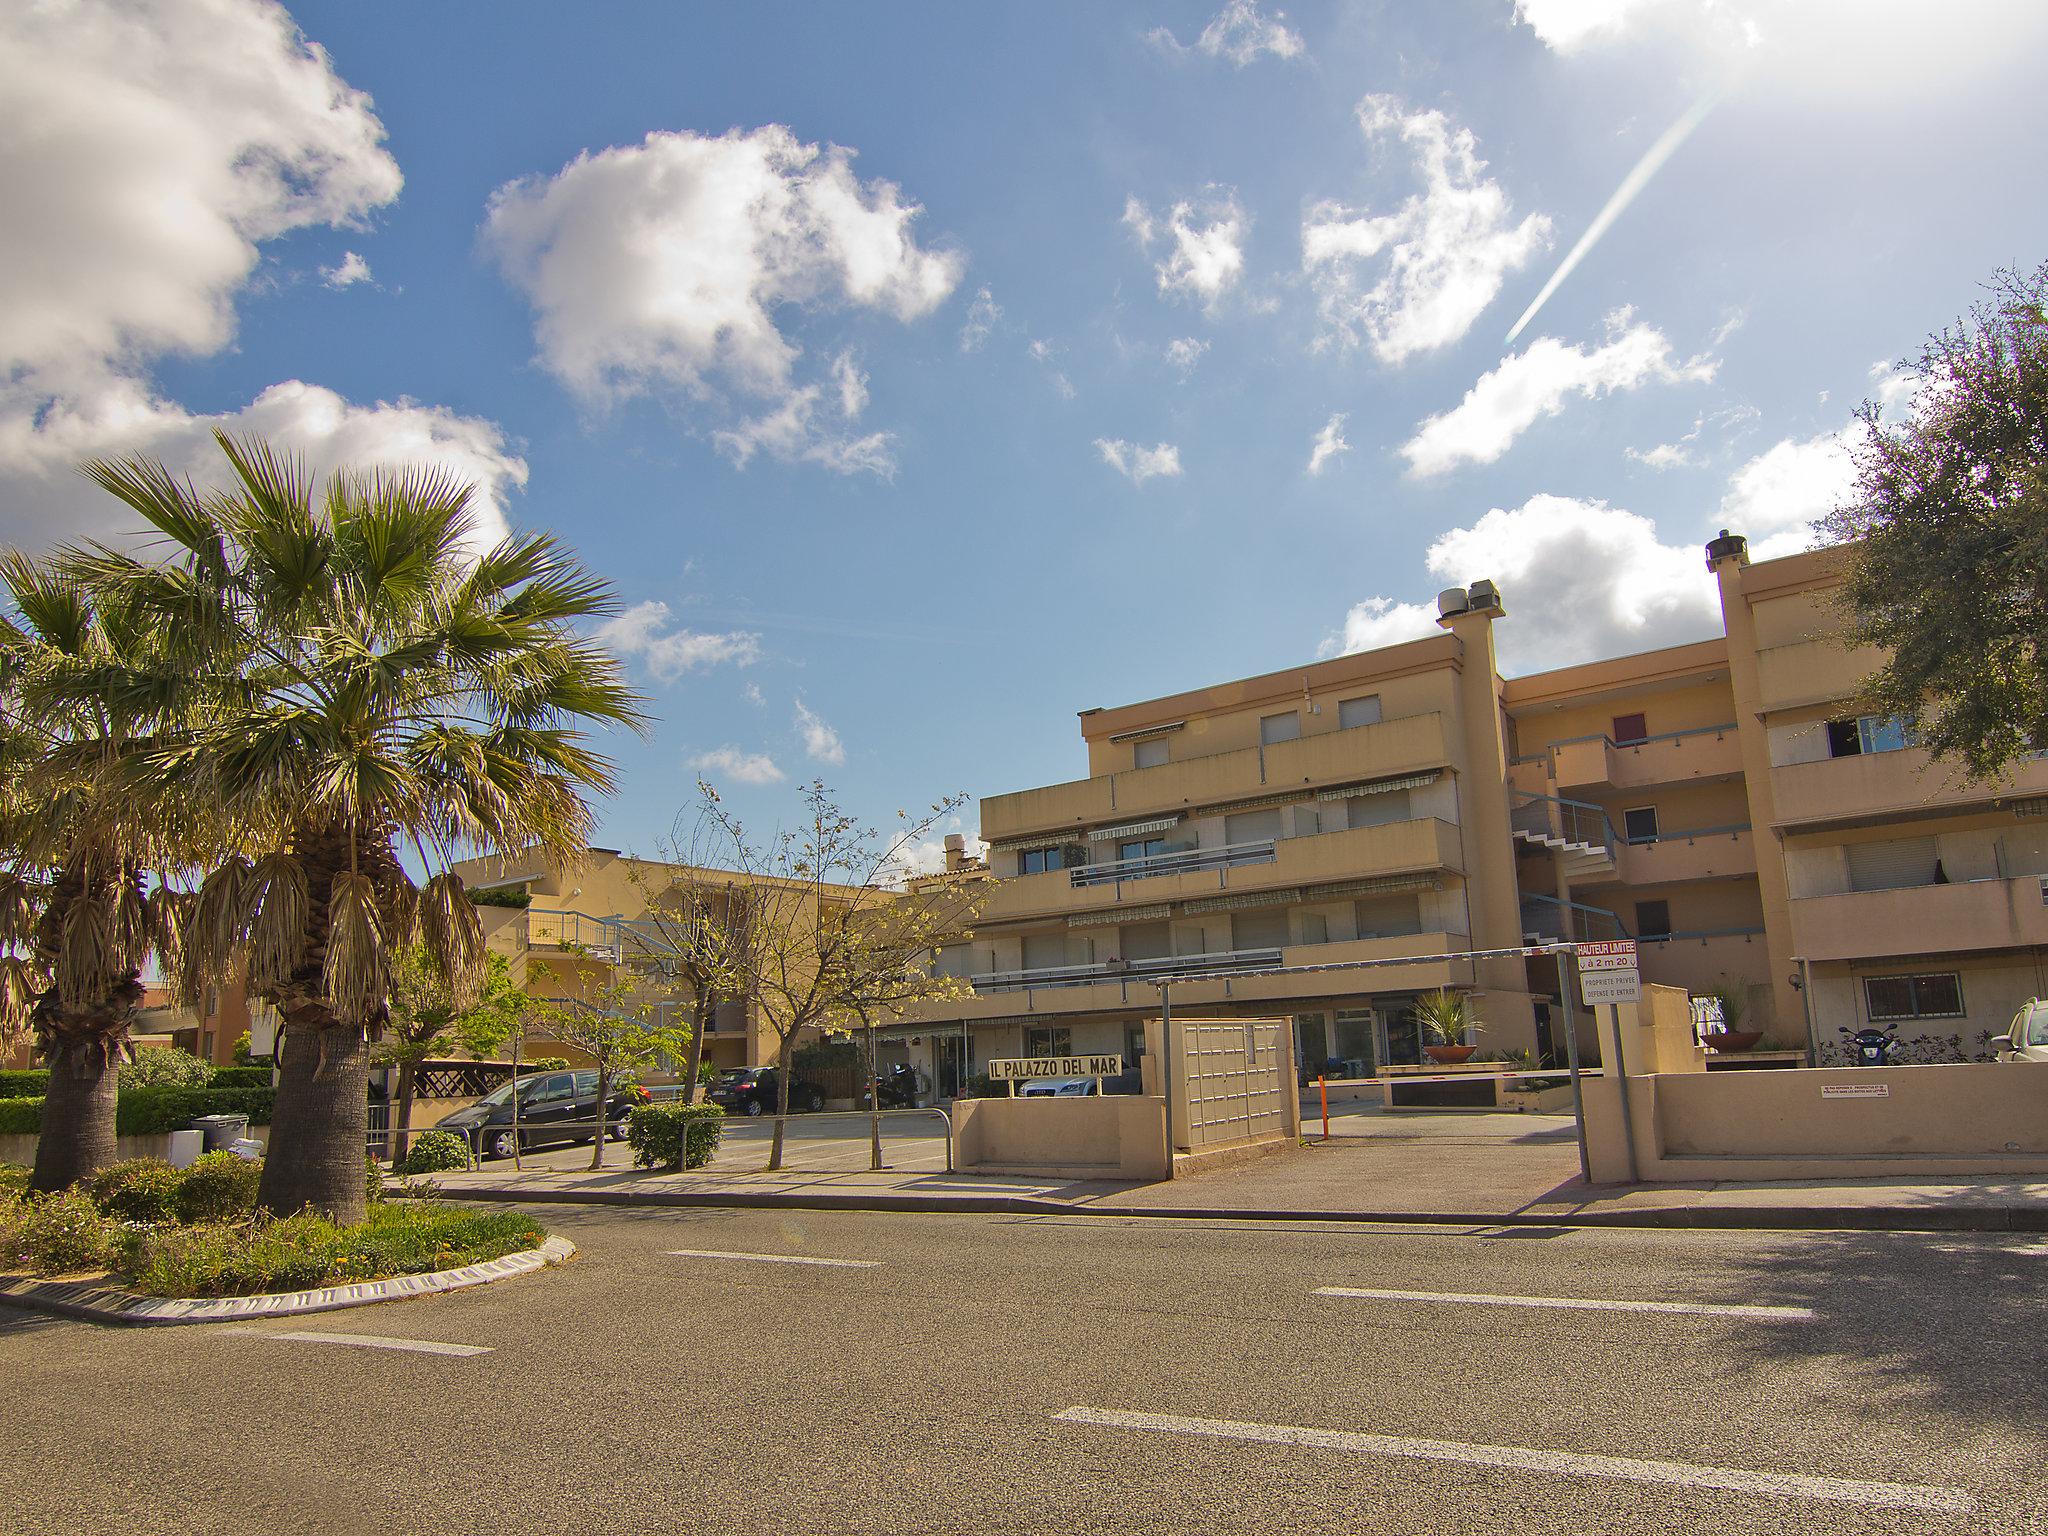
[524,945,688,1170]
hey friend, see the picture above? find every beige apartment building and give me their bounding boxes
[886,531,2048,1092]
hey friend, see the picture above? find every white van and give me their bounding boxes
[1989,1000,2048,1063]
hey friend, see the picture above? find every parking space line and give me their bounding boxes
[1054,1407,1969,1512]
[217,1328,490,1356]
[665,1249,881,1269]
[1313,1286,1814,1320]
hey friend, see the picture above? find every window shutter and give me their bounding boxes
[1846,836,1939,893]
[1260,711,1302,745]
[1338,695,1382,729]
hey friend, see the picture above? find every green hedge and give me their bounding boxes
[0,1085,277,1137]
[207,1067,275,1090]
[626,1102,725,1170]
[0,1070,48,1100]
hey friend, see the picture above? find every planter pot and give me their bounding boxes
[1702,1030,1763,1053]
[1423,1045,1478,1064]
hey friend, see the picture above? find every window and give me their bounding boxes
[1260,711,1301,746]
[1827,714,1919,759]
[1224,809,1283,844]
[1612,712,1648,745]
[1634,899,1672,938]
[527,1073,574,1104]
[1622,806,1660,845]
[1024,1026,1072,1058]
[1338,695,1382,730]
[1299,912,1329,945]
[573,1071,598,1095]
[1347,789,1411,830]
[1019,845,1072,875]
[1845,836,1939,893]
[1863,973,1963,1021]
[1118,836,1167,863]
[1123,1023,1147,1065]
[1133,737,1170,769]
[2026,1003,2048,1048]
[1231,909,1291,952]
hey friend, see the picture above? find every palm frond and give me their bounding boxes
[323,871,388,1029]
[246,851,309,992]
[418,871,484,1012]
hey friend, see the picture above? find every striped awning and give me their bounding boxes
[1087,815,1182,842]
[2011,796,2048,819]
[1184,888,1302,915]
[1068,904,1169,927]
[1307,873,1443,899]
[1108,720,1186,744]
[1317,770,1441,802]
[1205,790,1301,818]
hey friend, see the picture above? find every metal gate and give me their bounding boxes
[1174,1019,1287,1151]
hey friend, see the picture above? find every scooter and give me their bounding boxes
[862,1063,922,1110]
[1839,1022,1899,1066]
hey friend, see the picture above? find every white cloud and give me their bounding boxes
[1304,96,1551,364]
[741,682,766,707]
[1324,494,1721,671]
[1719,430,1855,559]
[1307,413,1351,475]
[883,815,988,885]
[1095,439,1183,486]
[1513,0,1674,53]
[1149,0,1306,65]
[484,125,961,471]
[794,699,846,766]
[1626,436,1702,470]
[688,746,785,786]
[1401,312,1714,475]
[710,383,896,477]
[1029,339,1076,399]
[321,251,373,289]
[831,350,869,419]
[959,286,1002,352]
[596,601,762,683]
[1514,0,1764,53]
[1123,189,1248,311]
[1165,337,1210,377]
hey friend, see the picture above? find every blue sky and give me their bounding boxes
[4,0,2046,869]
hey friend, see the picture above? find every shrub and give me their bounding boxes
[0,1164,28,1200]
[0,1097,36,1135]
[626,1101,726,1170]
[526,1056,569,1072]
[124,1048,215,1089]
[89,1159,186,1224]
[394,1130,471,1176]
[365,1157,384,1205]
[176,1152,262,1224]
[232,1031,253,1066]
[18,1188,124,1275]
[0,1069,49,1100]
[207,1066,275,1090]
[469,886,532,909]
[116,1085,276,1136]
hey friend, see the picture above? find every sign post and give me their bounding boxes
[986,1054,1126,1084]
[1576,940,1641,1184]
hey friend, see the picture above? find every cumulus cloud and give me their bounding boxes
[321,251,373,289]
[883,815,988,886]
[1324,494,1721,671]
[794,699,846,766]
[484,125,961,471]
[688,746,785,786]
[1304,96,1550,364]
[1165,337,1210,377]
[1123,189,1248,311]
[1719,365,1916,558]
[1149,0,1305,65]
[710,350,895,478]
[1514,0,1763,53]
[1626,436,1702,470]
[1029,339,1076,400]
[1400,312,1714,475]
[1095,439,1183,486]
[1307,414,1351,475]
[596,601,762,683]
[959,286,1002,352]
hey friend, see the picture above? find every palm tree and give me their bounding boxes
[0,554,187,1191]
[1414,988,1485,1049]
[68,433,643,1221]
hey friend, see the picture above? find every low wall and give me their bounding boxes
[953,1096,1170,1182]
[1584,1061,2048,1183]
[1,1126,273,1170]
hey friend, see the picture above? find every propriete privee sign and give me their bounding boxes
[987,1055,1124,1082]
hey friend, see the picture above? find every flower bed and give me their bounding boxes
[0,1157,543,1299]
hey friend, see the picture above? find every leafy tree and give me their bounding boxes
[382,948,528,1162]
[524,945,688,1170]
[66,433,641,1221]
[1825,260,2048,781]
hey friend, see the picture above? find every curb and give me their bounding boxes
[0,1235,575,1327]
[429,1185,2048,1234]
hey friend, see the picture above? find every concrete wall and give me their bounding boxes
[952,1095,1170,1181]
[0,1126,273,1169]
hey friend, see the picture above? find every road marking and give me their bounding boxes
[1054,1408,1969,1513]
[1313,1286,1814,1320]
[665,1248,880,1269]
[218,1328,490,1357]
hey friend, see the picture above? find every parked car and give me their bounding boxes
[1990,999,2048,1062]
[1018,1076,1097,1097]
[707,1067,827,1117]
[435,1070,649,1160]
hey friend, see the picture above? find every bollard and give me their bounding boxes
[1319,1074,1329,1140]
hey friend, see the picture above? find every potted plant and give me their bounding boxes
[1416,989,1486,1064]
[1699,978,1763,1053]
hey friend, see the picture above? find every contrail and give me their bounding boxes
[1505,96,1718,346]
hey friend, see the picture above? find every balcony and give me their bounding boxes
[976,817,1464,923]
[1548,724,1743,792]
[1635,929,1770,998]
[981,711,1450,844]
[1612,826,1756,885]
[1069,838,1275,888]
[1772,746,2048,830]
[1791,876,2048,962]
[971,946,1283,995]
[1754,636,1886,713]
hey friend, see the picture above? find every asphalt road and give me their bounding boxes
[4,1205,2044,1535]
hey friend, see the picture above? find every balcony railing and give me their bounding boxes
[1519,892,1627,941]
[970,946,1285,993]
[1510,792,1616,851]
[1068,838,1278,888]
[524,908,695,963]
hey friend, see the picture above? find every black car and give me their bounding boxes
[707,1067,826,1117]
[436,1069,650,1159]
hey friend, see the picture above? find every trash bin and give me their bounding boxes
[188,1113,250,1153]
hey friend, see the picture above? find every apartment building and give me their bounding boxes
[889,530,2043,1089]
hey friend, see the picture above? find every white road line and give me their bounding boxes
[1313,1286,1814,1320]
[218,1328,490,1357]
[1054,1408,1969,1513]
[665,1248,880,1269]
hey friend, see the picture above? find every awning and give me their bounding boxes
[2011,796,2048,818]
[1108,720,1187,745]
[1068,904,1170,927]
[1184,888,1302,915]
[1307,873,1443,899]
[1317,770,1442,802]
[1087,815,1183,842]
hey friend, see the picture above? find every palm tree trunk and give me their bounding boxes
[29,1020,122,1192]
[259,1007,369,1222]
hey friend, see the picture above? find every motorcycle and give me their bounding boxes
[1839,1022,1899,1067]
[862,1063,923,1110]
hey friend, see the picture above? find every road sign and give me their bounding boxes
[1576,939,1640,1005]
[987,1054,1123,1082]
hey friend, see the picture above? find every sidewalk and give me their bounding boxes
[425,1133,2048,1232]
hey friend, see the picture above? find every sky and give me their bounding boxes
[3,0,2046,871]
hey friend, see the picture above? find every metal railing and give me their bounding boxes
[1510,792,1616,851]
[971,945,1285,993]
[1069,837,1278,887]
[523,908,699,961]
[1539,721,1739,754]
[1622,822,1751,847]
[1635,926,1766,945]
[1519,892,1628,942]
